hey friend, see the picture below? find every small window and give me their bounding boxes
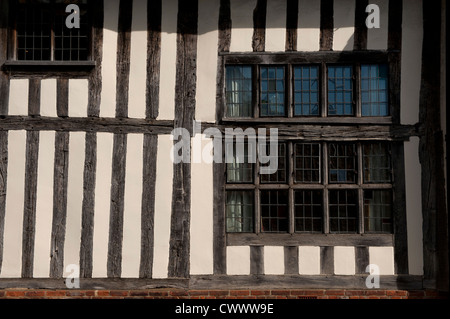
[328,65,354,116]
[226,141,254,183]
[260,142,287,184]
[260,190,289,232]
[293,65,320,116]
[14,0,90,61]
[294,190,323,233]
[364,190,392,233]
[329,189,358,233]
[363,143,392,183]
[260,66,286,117]
[226,191,254,233]
[225,65,253,117]
[294,143,321,183]
[361,64,389,116]
[329,143,357,183]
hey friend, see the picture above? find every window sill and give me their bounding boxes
[2,60,96,76]
[221,116,393,125]
[226,232,394,247]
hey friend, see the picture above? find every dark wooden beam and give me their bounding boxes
[107,133,127,278]
[88,0,104,117]
[146,0,162,119]
[250,246,264,275]
[213,161,226,275]
[284,246,299,275]
[56,79,69,118]
[252,0,267,52]
[353,0,368,50]
[28,79,41,117]
[419,0,448,290]
[21,130,40,278]
[0,131,8,274]
[49,131,70,278]
[139,134,158,278]
[168,0,198,279]
[320,246,334,274]
[0,0,10,116]
[218,0,231,53]
[285,0,298,52]
[320,0,333,51]
[79,132,97,278]
[355,246,369,274]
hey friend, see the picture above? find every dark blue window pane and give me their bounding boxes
[361,64,389,116]
[260,66,286,116]
[293,65,320,116]
[328,65,354,116]
[225,65,253,117]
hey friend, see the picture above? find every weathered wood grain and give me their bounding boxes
[49,131,70,278]
[218,0,231,53]
[320,0,333,51]
[285,0,298,52]
[0,131,8,274]
[56,79,69,118]
[250,246,264,275]
[252,0,267,52]
[355,246,369,274]
[320,246,334,274]
[0,0,10,116]
[284,246,299,275]
[353,0,368,51]
[28,79,41,117]
[21,130,40,278]
[139,134,157,278]
[79,132,97,278]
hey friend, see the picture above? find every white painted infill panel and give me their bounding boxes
[68,79,89,117]
[92,133,113,278]
[366,0,389,50]
[40,79,57,117]
[298,246,321,275]
[369,247,394,275]
[63,132,85,273]
[400,0,423,125]
[333,0,355,51]
[265,0,287,52]
[297,0,321,52]
[227,246,250,275]
[158,0,178,121]
[230,0,257,52]
[0,131,26,278]
[128,0,147,119]
[33,131,55,278]
[334,246,355,275]
[100,0,120,118]
[9,79,28,116]
[264,246,284,275]
[121,134,144,278]
[190,134,214,275]
[404,138,424,275]
[152,135,173,278]
[195,0,220,123]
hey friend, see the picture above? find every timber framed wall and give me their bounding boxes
[0,0,447,293]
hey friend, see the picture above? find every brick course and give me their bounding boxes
[0,289,447,299]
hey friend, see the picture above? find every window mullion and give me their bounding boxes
[287,64,293,118]
[320,62,327,117]
[254,145,260,234]
[355,62,362,117]
[50,1,55,61]
[322,142,329,234]
[357,142,364,234]
[288,142,294,234]
[253,65,259,119]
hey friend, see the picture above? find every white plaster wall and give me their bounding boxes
[63,132,85,273]
[366,0,389,50]
[298,246,321,275]
[0,131,26,278]
[121,134,144,278]
[190,135,214,275]
[333,0,355,51]
[230,0,257,52]
[400,0,423,125]
[264,246,285,275]
[265,0,287,52]
[334,246,355,275]
[92,133,113,278]
[8,79,28,116]
[99,0,120,118]
[152,135,174,278]
[128,0,147,119]
[404,137,424,275]
[195,0,220,123]
[369,246,394,275]
[40,79,57,117]
[68,79,89,117]
[297,0,321,52]
[227,246,251,275]
[33,131,55,277]
[158,0,178,121]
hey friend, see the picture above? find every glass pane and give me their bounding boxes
[226,191,254,232]
[361,64,389,117]
[294,190,323,233]
[260,190,289,233]
[225,66,253,118]
[293,65,320,116]
[260,66,286,116]
[226,142,254,183]
[329,143,357,183]
[328,65,354,115]
[329,190,358,233]
[260,143,287,184]
[363,143,392,183]
[294,143,321,183]
[364,190,393,233]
